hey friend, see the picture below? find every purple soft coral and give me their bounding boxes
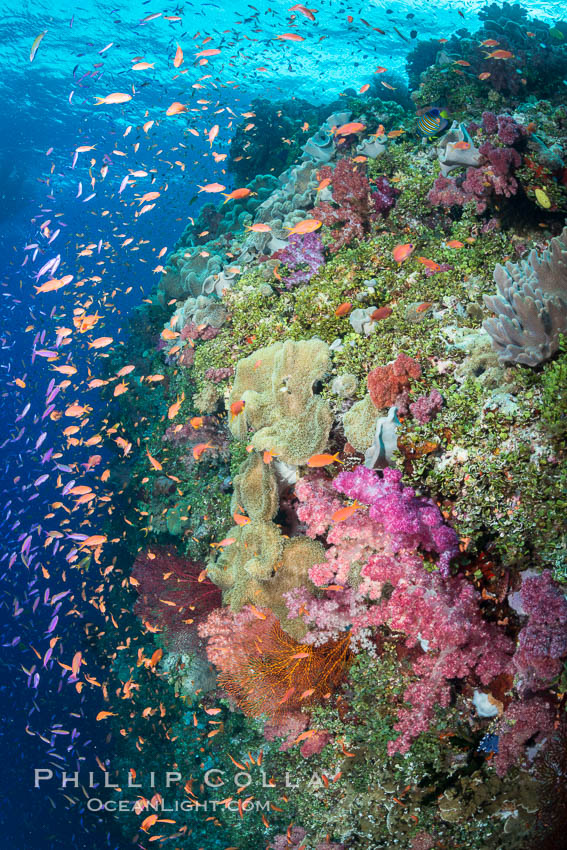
[514,570,567,692]
[409,389,444,423]
[334,466,459,577]
[272,232,325,288]
[371,175,398,216]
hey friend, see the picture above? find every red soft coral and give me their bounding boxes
[313,159,375,252]
[367,353,421,410]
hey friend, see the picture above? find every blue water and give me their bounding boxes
[1,0,566,847]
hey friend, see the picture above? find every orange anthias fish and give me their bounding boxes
[230,400,245,419]
[286,218,321,236]
[94,92,132,105]
[485,49,514,60]
[276,32,305,41]
[198,182,226,193]
[245,223,271,233]
[445,240,464,248]
[190,416,204,428]
[332,500,363,522]
[173,44,184,67]
[334,302,352,317]
[166,101,187,116]
[392,243,414,263]
[289,4,316,21]
[307,452,342,468]
[370,306,393,321]
[88,336,113,348]
[168,393,185,419]
[233,511,250,526]
[452,141,470,150]
[334,121,366,136]
[193,442,213,460]
[417,257,442,272]
[223,188,253,204]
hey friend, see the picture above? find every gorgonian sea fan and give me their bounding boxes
[132,546,221,644]
[198,605,351,720]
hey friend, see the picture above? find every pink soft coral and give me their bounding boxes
[286,465,513,753]
[513,570,567,692]
[493,696,555,776]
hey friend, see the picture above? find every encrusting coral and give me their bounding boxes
[483,226,567,366]
[227,338,333,465]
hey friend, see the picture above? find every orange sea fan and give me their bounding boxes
[214,609,352,720]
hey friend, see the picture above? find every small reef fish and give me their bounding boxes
[233,511,250,526]
[334,302,352,317]
[416,108,450,137]
[88,336,113,348]
[94,93,132,105]
[286,218,321,236]
[307,452,342,468]
[484,49,514,59]
[334,121,366,136]
[370,306,393,320]
[173,44,183,68]
[230,400,245,419]
[245,223,271,232]
[392,243,415,263]
[30,31,47,62]
[276,33,305,41]
[166,101,187,116]
[478,72,492,80]
[417,257,442,272]
[193,442,213,460]
[332,501,363,522]
[223,188,254,204]
[534,187,551,208]
[289,4,316,21]
[198,182,226,193]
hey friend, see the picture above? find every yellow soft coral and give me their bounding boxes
[228,339,333,465]
[206,454,323,636]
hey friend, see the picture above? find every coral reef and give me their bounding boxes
[108,20,567,847]
[313,159,395,252]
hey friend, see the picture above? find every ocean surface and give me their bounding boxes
[1,1,566,848]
